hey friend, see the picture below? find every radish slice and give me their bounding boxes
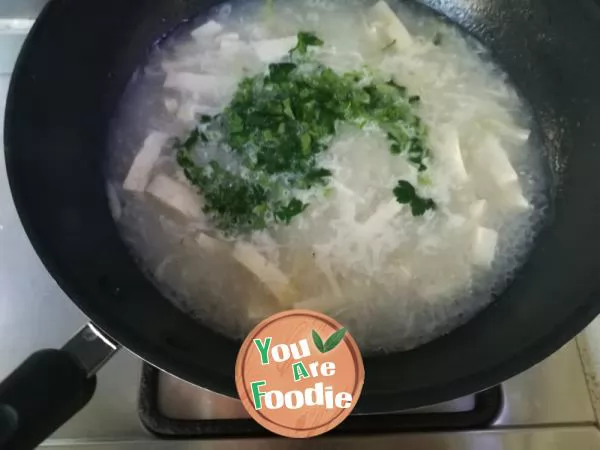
[123,131,169,192]
[502,181,531,211]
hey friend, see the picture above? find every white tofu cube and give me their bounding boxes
[251,36,298,63]
[502,181,531,211]
[233,242,296,307]
[146,174,203,220]
[123,131,169,192]
[441,127,469,182]
[472,226,498,267]
[190,20,223,41]
[476,134,519,186]
[369,1,412,50]
[470,135,530,211]
[469,199,488,222]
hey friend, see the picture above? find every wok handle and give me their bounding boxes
[0,324,118,450]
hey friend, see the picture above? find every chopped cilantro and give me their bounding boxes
[268,62,297,82]
[290,31,324,56]
[175,31,435,234]
[411,196,436,216]
[393,180,435,216]
[275,198,307,224]
[393,180,416,203]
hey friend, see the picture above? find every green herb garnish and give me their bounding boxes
[175,32,435,234]
[290,31,324,56]
[393,180,435,216]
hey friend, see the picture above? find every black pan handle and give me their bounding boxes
[0,324,118,450]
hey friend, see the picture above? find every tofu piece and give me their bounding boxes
[146,174,203,220]
[368,1,412,50]
[251,36,298,63]
[471,134,530,211]
[442,128,469,182]
[164,72,236,103]
[475,134,519,186]
[472,226,498,267]
[123,131,169,192]
[190,20,223,41]
[232,242,297,307]
[502,181,531,211]
[469,199,488,222]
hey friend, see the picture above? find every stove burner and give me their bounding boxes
[138,365,502,438]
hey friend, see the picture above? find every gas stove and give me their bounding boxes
[1,3,599,449]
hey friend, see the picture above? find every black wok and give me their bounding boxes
[3,0,600,447]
